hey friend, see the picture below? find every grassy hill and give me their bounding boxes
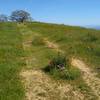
[0,22,100,100]
[0,23,25,100]
[27,22,100,75]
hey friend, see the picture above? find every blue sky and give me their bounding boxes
[0,0,100,26]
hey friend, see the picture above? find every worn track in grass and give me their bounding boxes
[71,58,100,99]
[18,24,85,100]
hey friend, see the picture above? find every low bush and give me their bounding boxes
[44,53,80,80]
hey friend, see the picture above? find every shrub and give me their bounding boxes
[44,53,80,80]
[44,53,69,72]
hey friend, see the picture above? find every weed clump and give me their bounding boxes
[44,53,80,80]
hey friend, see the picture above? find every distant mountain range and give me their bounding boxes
[85,25,100,30]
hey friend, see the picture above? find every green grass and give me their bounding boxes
[0,22,99,100]
[43,53,81,80]
[32,35,45,46]
[0,22,25,100]
[27,22,100,77]
[31,42,58,68]
[24,22,100,99]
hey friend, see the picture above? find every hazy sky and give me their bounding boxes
[0,0,100,26]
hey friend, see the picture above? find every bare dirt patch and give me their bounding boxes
[18,24,85,100]
[20,69,84,100]
[71,58,100,99]
[43,38,64,53]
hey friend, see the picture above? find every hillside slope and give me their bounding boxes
[27,22,100,76]
[0,22,100,100]
[0,23,25,100]
[19,22,100,100]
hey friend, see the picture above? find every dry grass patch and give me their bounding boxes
[20,69,85,100]
[71,58,100,99]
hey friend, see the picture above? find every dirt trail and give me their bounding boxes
[20,69,84,100]
[43,38,64,53]
[18,24,34,69]
[18,24,85,100]
[71,58,100,99]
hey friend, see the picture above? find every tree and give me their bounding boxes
[0,14,8,22]
[10,10,32,22]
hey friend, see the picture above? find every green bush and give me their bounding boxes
[44,53,69,71]
[44,53,80,80]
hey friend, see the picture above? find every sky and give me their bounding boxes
[0,0,100,26]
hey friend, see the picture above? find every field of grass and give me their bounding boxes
[0,22,100,100]
[0,23,25,100]
[27,22,100,77]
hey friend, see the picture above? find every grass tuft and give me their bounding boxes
[44,53,81,80]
